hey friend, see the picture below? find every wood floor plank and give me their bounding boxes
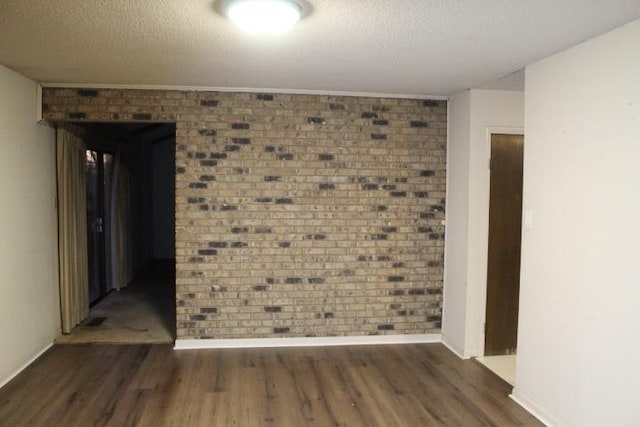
[0,343,543,427]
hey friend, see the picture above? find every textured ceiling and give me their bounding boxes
[1,0,639,96]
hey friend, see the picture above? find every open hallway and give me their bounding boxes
[55,260,175,345]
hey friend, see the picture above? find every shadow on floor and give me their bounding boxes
[56,259,175,344]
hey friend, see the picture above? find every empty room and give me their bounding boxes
[1,1,639,426]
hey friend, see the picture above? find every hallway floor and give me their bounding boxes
[475,355,516,386]
[56,260,175,344]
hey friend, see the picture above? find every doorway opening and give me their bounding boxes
[476,133,524,385]
[57,122,177,344]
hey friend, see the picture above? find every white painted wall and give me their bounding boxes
[443,89,524,358]
[442,90,471,356]
[513,19,640,427]
[0,66,59,386]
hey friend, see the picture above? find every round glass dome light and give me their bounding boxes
[226,0,302,34]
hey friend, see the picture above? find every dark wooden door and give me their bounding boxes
[485,134,524,356]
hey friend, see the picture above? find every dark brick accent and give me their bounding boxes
[275,198,293,204]
[199,129,217,136]
[392,262,405,268]
[257,93,274,101]
[423,100,440,107]
[371,133,387,140]
[232,137,251,145]
[418,227,433,233]
[305,234,326,240]
[254,227,272,234]
[373,119,389,126]
[429,233,442,240]
[414,191,429,198]
[209,242,228,248]
[199,204,209,211]
[373,205,388,211]
[278,241,291,248]
[220,205,237,211]
[230,241,248,247]
[357,255,368,262]
[397,310,407,316]
[427,315,442,322]
[231,227,249,233]
[408,289,426,295]
[382,185,396,191]
[200,99,219,107]
[210,153,228,159]
[277,153,294,160]
[420,170,436,177]
[370,234,388,241]
[372,105,390,112]
[77,89,98,97]
[410,121,429,128]
[361,112,378,119]
[362,184,379,191]
[266,278,276,284]
[198,249,218,256]
[189,183,207,189]
[274,327,290,333]
[264,176,281,182]
[255,197,273,203]
[200,175,216,182]
[319,154,335,161]
[200,307,218,314]
[253,285,267,291]
[200,160,217,167]
[307,117,325,124]
[390,191,407,197]
[232,123,250,129]
[190,314,207,321]
[285,277,302,284]
[264,146,276,152]
[264,306,282,313]
[430,205,444,212]
[68,112,86,120]
[233,167,248,174]
[324,312,334,319]
[225,145,240,152]
[388,276,405,282]
[187,197,205,203]
[377,256,392,261]
[428,261,442,267]
[382,226,398,233]
[188,257,204,263]
[308,278,325,284]
[427,288,443,295]
[319,183,335,190]
[420,213,435,219]
[133,113,152,120]
[377,324,394,331]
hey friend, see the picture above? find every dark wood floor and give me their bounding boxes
[0,343,542,426]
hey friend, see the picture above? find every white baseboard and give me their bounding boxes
[441,335,467,359]
[510,388,563,427]
[174,333,441,350]
[0,343,53,389]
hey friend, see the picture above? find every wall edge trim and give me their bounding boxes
[440,335,468,359]
[40,82,449,101]
[510,388,564,427]
[174,334,441,350]
[0,343,54,389]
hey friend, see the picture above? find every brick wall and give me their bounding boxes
[42,88,447,339]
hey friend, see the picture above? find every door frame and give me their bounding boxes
[477,127,524,357]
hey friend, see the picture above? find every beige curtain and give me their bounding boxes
[57,124,89,333]
[111,146,133,290]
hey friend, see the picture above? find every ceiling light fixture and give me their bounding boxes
[225,0,302,34]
